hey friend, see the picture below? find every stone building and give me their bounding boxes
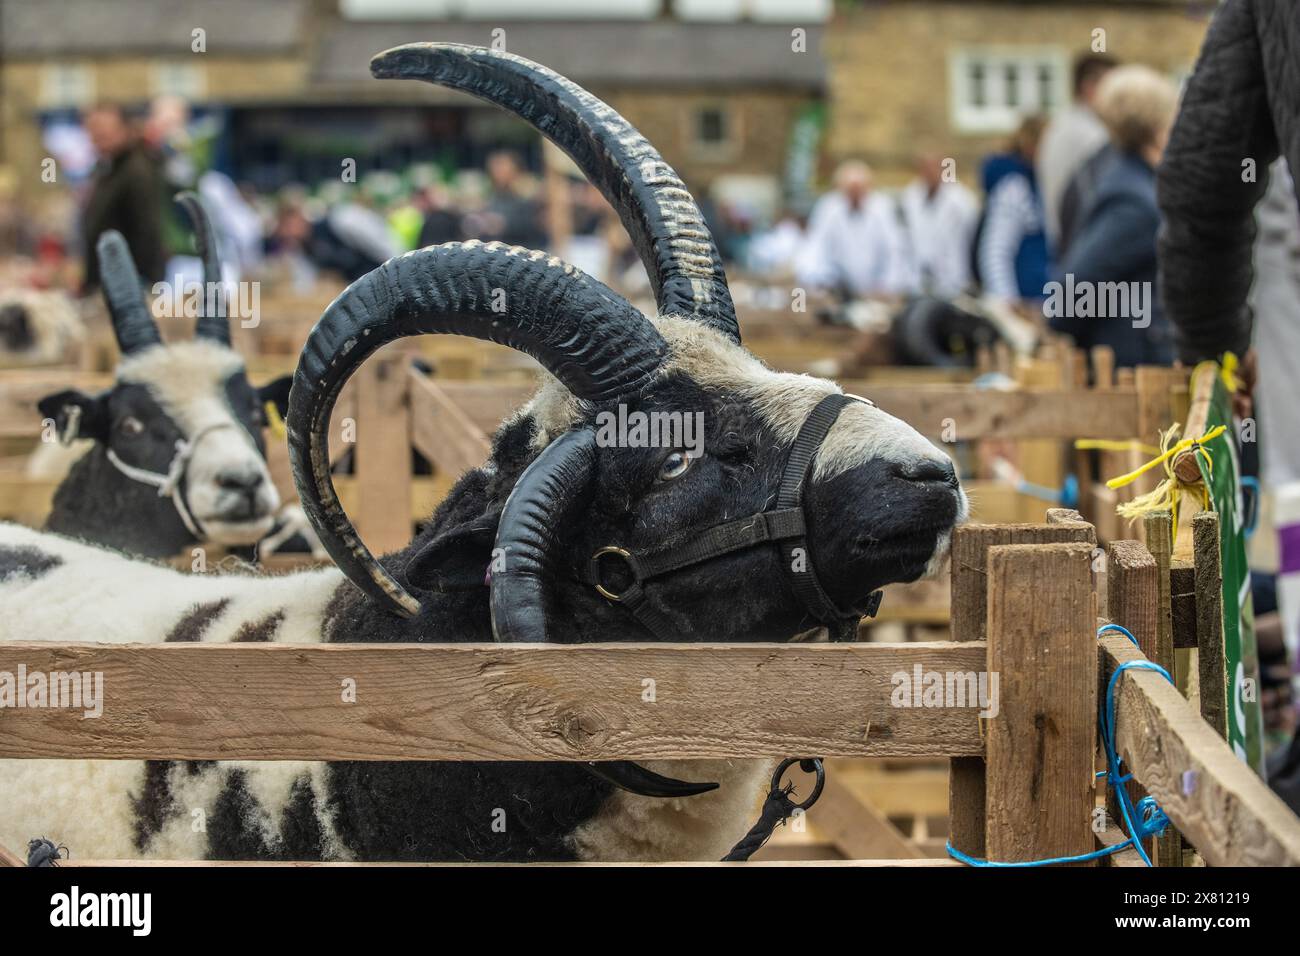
[0,0,826,206]
[824,0,1219,185]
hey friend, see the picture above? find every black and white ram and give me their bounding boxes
[29,195,294,560]
[0,44,967,863]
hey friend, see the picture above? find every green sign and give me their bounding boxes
[1194,370,1264,773]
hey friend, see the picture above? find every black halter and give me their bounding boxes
[581,393,883,642]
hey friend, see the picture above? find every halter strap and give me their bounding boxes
[103,421,235,539]
[581,393,883,641]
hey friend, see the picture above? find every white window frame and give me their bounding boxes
[41,64,95,109]
[948,47,1069,135]
[151,61,206,100]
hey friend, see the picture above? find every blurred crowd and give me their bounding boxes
[1,52,1176,375]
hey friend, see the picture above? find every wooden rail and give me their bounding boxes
[0,641,984,762]
[1,514,1297,866]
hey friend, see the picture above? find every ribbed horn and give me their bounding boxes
[96,230,161,355]
[176,191,230,345]
[370,42,740,343]
[288,240,668,617]
[489,428,717,798]
[490,427,598,643]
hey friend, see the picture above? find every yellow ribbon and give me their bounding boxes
[264,400,288,441]
[1218,351,1240,393]
[1073,438,1162,456]
[1105,424,1226,490]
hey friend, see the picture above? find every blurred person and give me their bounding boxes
[1038,53,1118,250]
[1157,0,1300,416]
[417,184,463,248]
[81,103,165,292]
[976,116,1050,305]
[463,150,547,249]
[795,160,911,298]
[1051,65,1179,368]
[899,150,979,297]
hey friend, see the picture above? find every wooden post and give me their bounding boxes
[985,542,1098,863]
[1143,509,1183,866]
[354,350,413,555]
[947,516,1096,859]
[1194,510,1228,739]
[1105,539,1158,859]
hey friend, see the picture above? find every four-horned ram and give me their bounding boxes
[0,43,966,863]
[30,194,293,559]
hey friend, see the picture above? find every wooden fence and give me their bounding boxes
[1,509,1296,866]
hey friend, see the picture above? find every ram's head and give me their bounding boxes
[287,43,967,647]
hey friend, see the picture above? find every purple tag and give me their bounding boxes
[1281,524,1300,574]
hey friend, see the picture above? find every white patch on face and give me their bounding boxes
[524,315,958,479]
[117,341,279,542]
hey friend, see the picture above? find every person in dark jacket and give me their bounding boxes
[1052,65,1179,368]
[1156,0,1300,403]
[80,103,165,293]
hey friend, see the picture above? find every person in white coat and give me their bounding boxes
[795,161,912,298]
[898,152,979,297]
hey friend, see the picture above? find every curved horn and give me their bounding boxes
[489,427,718,799]
[490,427,597,643]
[176,191,230,345]
[370,42,740,343]
[96,230,161,355]
[288,241,668,618]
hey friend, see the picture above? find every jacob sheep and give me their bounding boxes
[0,43,966,863]
[32,194,292,559]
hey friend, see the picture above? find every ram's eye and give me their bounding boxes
[117,416,144,437]
[657,450,695,482]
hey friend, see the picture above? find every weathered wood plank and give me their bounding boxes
[353,352,413,553]
[1104,539,1158,858]
[985,543,1098,864]
[0,641,986,762]
[846,385,1141,440]
[1100,636,1300,866]
[1193,510,1227,738]
[408,370,493,476]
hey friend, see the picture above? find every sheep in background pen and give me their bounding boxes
[24,193,316,561]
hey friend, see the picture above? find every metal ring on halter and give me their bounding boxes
[590,545,638,602]
[771,757,826,812]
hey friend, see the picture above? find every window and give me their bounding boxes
[151,62,206,100]
[688,103,739,160]
[949,49,1068,134]
[41,64,94,108]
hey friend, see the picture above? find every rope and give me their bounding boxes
[26,838,65,867]
[104,421,235,538]
[722,782,802,861]
[946,623,1173,867]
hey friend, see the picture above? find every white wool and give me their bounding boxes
[0,523,343,860]
[0,289,84,367]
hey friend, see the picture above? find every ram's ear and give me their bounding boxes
[257,375,294,420]
[404,508,503,593]
[36,390,110,444]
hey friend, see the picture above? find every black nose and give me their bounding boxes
[892,458,958,487]
[216,470,263,495]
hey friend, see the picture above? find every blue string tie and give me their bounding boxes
[946,623,1172,867]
